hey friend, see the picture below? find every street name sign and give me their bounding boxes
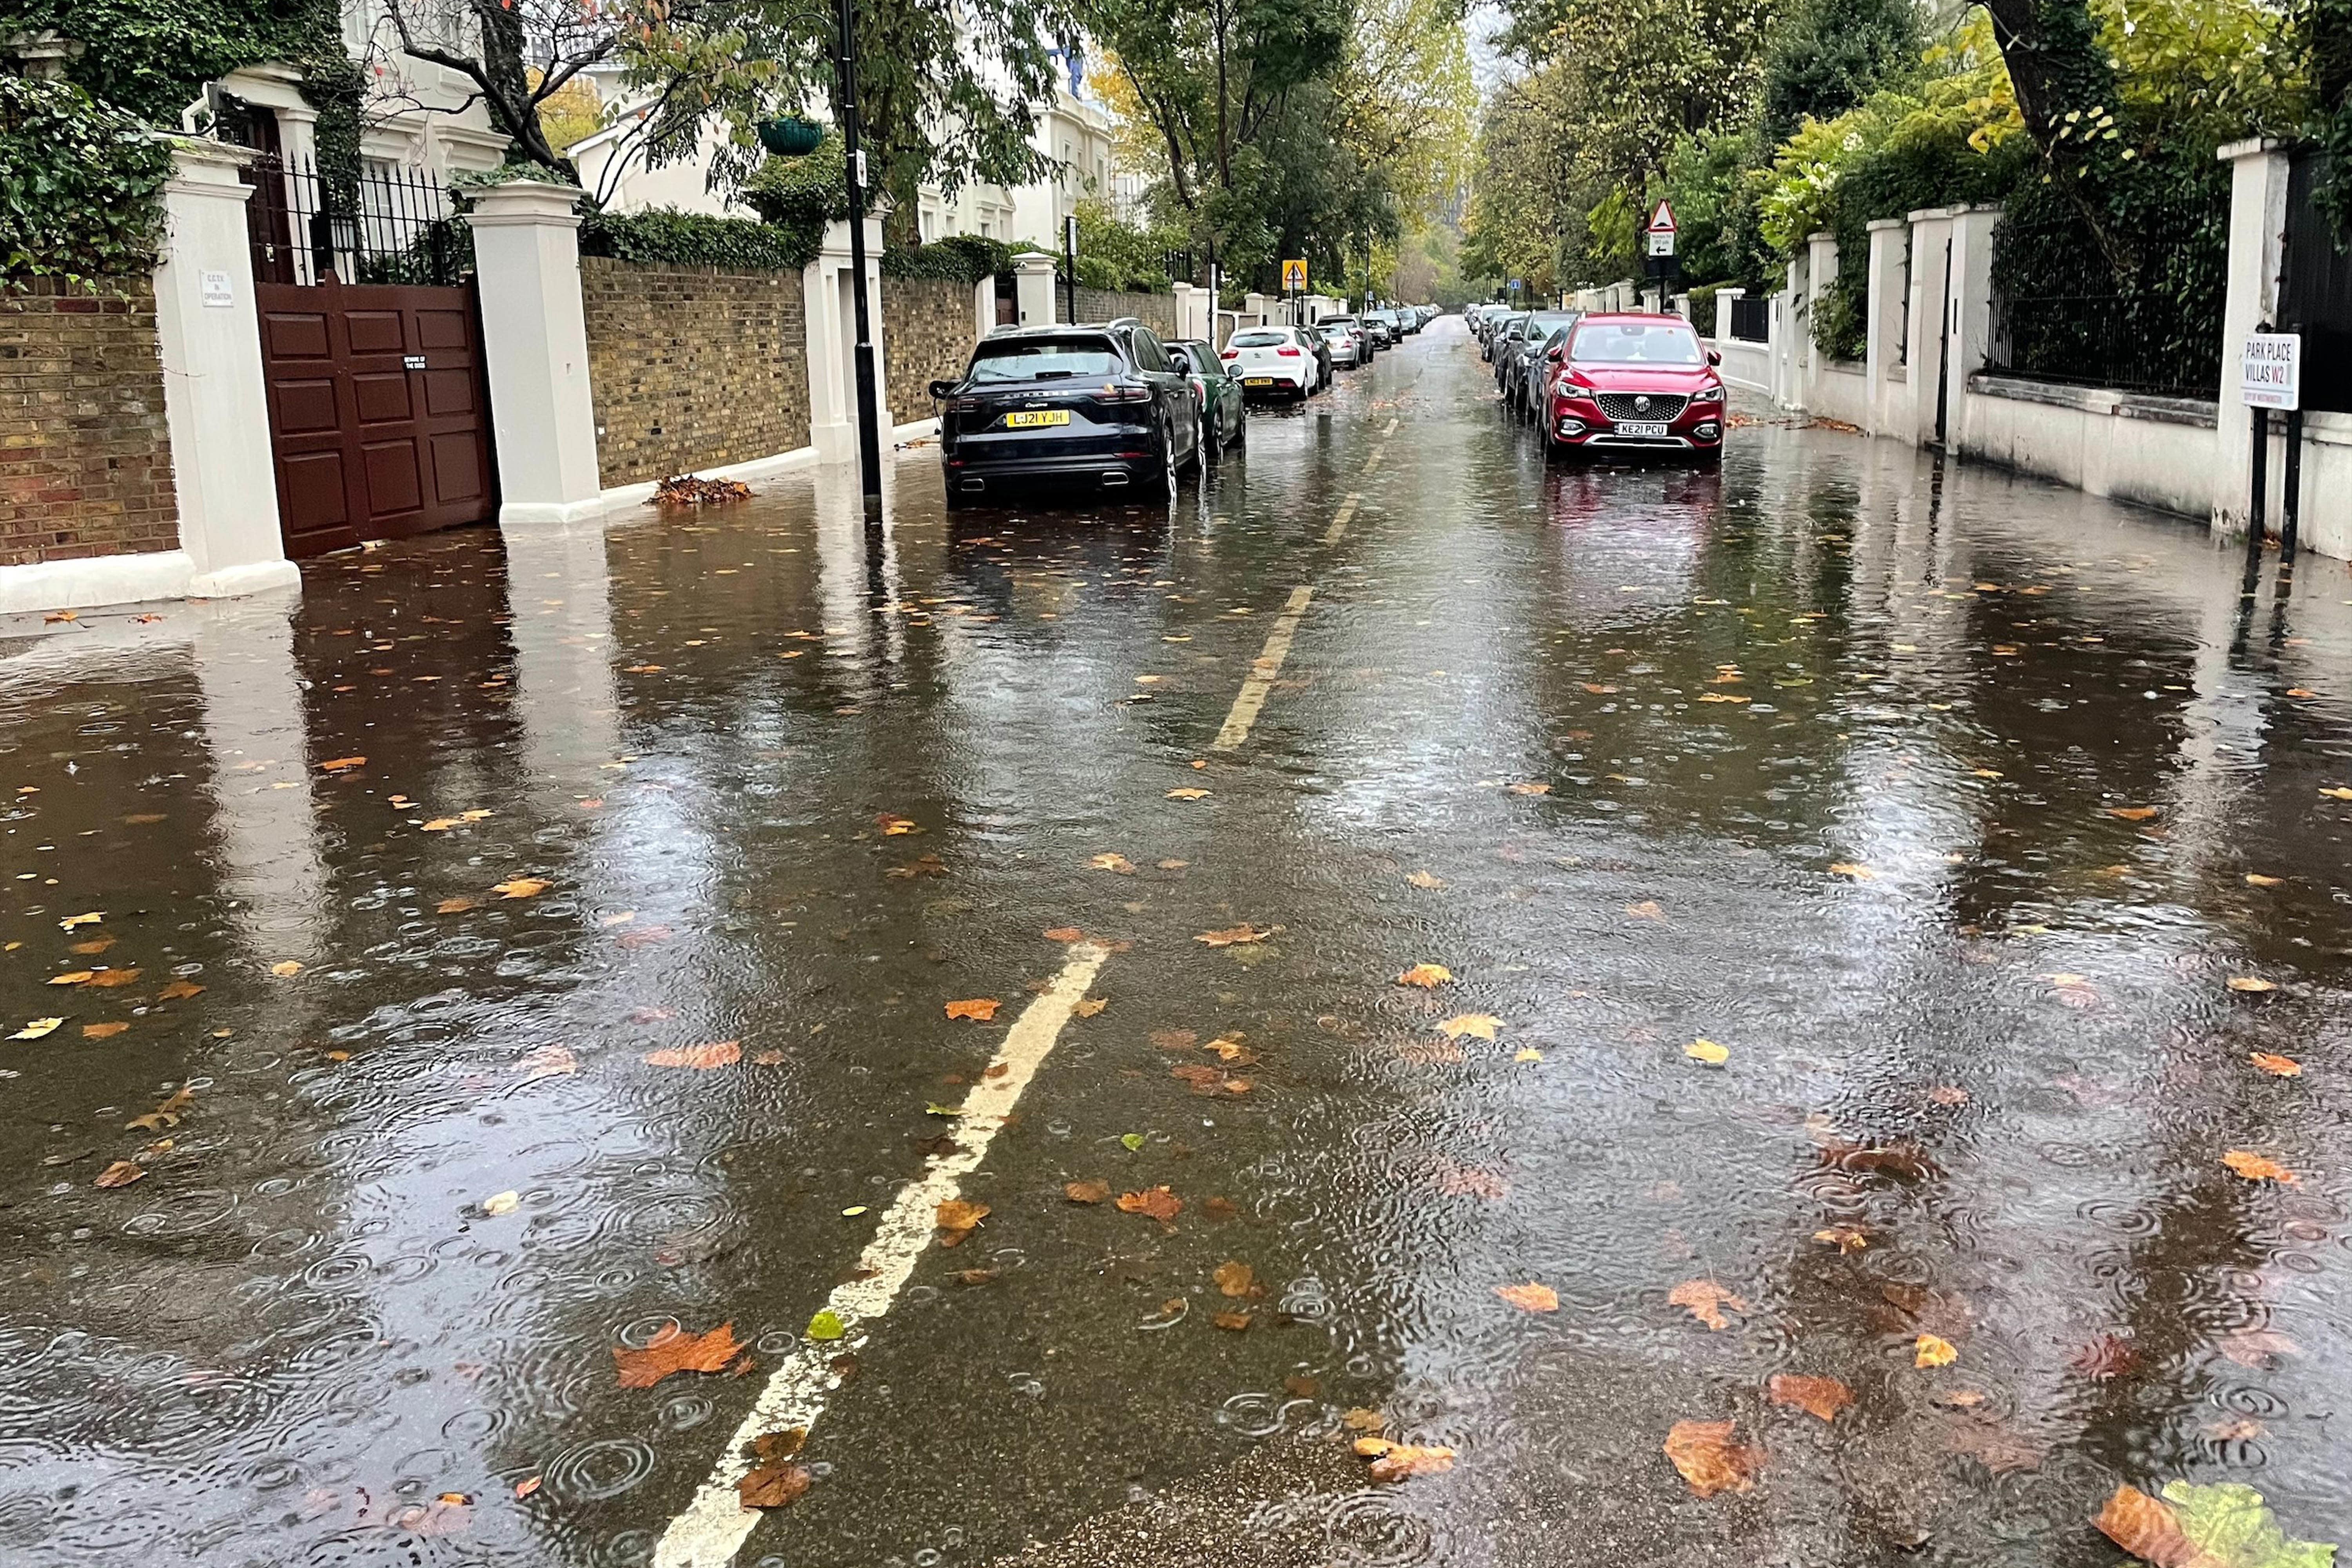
[2241,332,2301,411]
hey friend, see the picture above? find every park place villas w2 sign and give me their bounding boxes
[2241,332,2301,411]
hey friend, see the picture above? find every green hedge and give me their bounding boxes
[1685,284,1719,338]
[2,76,174,285]
[882,234,1014,285]
[579,208,822,273]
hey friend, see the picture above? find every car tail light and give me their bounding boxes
[1098,382,1152,403]
[1276,347,1301,357]
[1221,350,1239,359]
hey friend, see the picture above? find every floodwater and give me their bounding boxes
[4,321,2349,1568]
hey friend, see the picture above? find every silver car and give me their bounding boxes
[1318,318,1367,368]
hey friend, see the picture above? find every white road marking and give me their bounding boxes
[1212,586,1315,751]
[1363,445,1385,473]
[653,943,1112,1568]
[1323,493,1361,545]
[1383,417,1399,435]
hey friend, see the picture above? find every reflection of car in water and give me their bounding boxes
[1534,313,1726,465]
[931,319,1202,507]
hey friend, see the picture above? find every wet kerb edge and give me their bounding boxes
[653,943,1112,1568]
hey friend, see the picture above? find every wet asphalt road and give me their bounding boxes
[6,318,2352,1567]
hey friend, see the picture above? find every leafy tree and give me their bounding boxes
[1759,0,1920,145]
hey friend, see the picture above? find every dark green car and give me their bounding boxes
[1171,339,1248,458]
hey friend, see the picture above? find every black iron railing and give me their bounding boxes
[242,153,474,288]
[1729,294,1769,342]
[1987,203,2225,400]
[2281,149,2352,414]
[1987,292,2220,399]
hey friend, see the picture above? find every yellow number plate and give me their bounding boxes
[1004,410,1070,428]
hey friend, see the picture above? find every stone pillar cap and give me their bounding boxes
[466,180,587,229]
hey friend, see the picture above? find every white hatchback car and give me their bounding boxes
[1220,327,1321,400]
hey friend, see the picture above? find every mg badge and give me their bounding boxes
[1634,395,1651,413]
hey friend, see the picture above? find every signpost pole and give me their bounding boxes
[2283,408,2304,561]
[2250,405,2268,549]
[1062,214,1078,327]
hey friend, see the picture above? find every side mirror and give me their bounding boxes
[1546,347,1565,363]
[929,379,956,400]
[1706,349,1722,367]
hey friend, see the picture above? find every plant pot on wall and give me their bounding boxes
[757,117,826,157]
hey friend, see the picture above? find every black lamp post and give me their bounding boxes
[833,0,884,507]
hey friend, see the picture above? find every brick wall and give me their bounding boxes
[882,277,980,425]
[580,258,811,486]
[1075,287,1177,338]
[0,278,176,568]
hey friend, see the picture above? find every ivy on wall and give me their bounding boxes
[580,209,827,274]
[0,77,176,285]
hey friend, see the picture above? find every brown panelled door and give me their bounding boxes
[256,282,495,557]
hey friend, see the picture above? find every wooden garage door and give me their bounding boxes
[256,282,496,557]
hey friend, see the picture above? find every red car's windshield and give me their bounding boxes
[1570,322,1705,365]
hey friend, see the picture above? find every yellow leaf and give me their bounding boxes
[421,818,460,831]
[2245,874,2283,887]
[2225,976,2277,993]
[1668,1278,1747,1330]
[46,971,94,986]
[1828,862,1875,880]
[1513,1047,1544,1062]
[58,912,103,930]
[1495,1281,1559,1312]
[1074,996,1107,1017]
[1684,1038,1729,1065]
[1437,1014,1500,1041]
[11,1017,64,1040]
[1506,781,1552,796]
[1395,963,1453,988]
[1405,870,1445,889]
[2321,787,2352,801]
[1165,787,1211,800]
[492,878,550,899]
[1213,1260,1256,1297]
[270,960,303,977]
[2249,1052,2301,1077]
[2221,1149,2296,1183]
[482,1190,520,1216]
[1915,1333,1958,1367]
[1624,900,1664,920]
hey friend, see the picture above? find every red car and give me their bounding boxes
[1536,312,1726,464]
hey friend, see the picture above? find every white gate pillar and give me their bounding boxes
[1864,218,1910,439]
[804,216,891,460]
[152,139,297,596]
[2215,139,2292,539]
[1944,205,2002,454]
[465,181,603,525]
[1013,250,1058,327]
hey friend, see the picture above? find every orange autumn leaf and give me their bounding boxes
[642,1040,742,1069]
[1195,924,1270,947]
[95,1159,146,1188]
[318,756,367,772]
[1063,1180,1110,1204]
[613,1321,743,1388]
[2093,1485,2202,1567]
[2249,1052,2302,1077]
[935,1199,989,1244]
[1767,1373,1854,1422]
[1366,1444,1455,1482]
[2221,1149,2297,1183]
[81,1021,130,1039]
[85,968,142,987]
[1915,1332,1959,1367]
[1662,1419,1761,1497]
[1116,1186,1181,1222]
[1668,1279,1748,1331]
[1212,1309,1253,1331]
[492,877,550,899]
[155,978,203,1001]
[1042,926,1085,942]
[1213,1259,1256,1297]
[1395,962,1453,988]
[944,998,1000,1021]
[2106,805,2160,821]
[1495,1282,1560,1313]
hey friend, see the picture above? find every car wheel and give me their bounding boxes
[1230,404,1246,446]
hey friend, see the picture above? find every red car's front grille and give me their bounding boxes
[1593,392,1690,422]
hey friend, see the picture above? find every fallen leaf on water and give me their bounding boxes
[1362,1443,1456,1482]
[1213,1260,1256,1298]
[945,998,1000,1021]
[81,1022,129,1039]
[614,1322,742,1388]
[1438,1014,1501,1041]
[935,1199,989,1245]
[1396,963,1453,988]
[1284,1373,1321,1398]
[514,1044,577,1081]
[2322,787,2352,802]
[2246,873,2284,887]
[47,972,94,987]
[1166,787,1211,800]
[1506,781,1552,796]
[1768,1374,1853,1421]
[1946,1416,2046,1474]
[1915,1333,1959,1367]
[2227,977,2279,997]
[1043,926,1084,942]
[805,1309,846,1342]
[1814,1225,1869,1252]
[270,960,303,977]
[1212,1310,1252,1331]
[482,1191,520,1216]
[421,818,461,832]
[2250,1053,2302,1077]
[2221,1149,2296,1183]
[738,1449,814,1510]
[58,911,102,930]
[1120,1132,1146,1151]
[1196,925,1270,947]
[878,815,919,835]
[95,1159,145,1188]
[155,979,203,1001]
[1668,1279,1747,1330]
[515,1476,542,1499]
[492,878,550,900]
[642,1040,742,1069]
[126,1085,194,1131]
[1496,1282,1559,1313]
[1406,870,1445,889]
[318,756,367,772]
[1343,1408,1385,1434]
[85,969,141,988]
[68,936,114,955]
[2107,806,2160,821]
[1074,996,1107,1017]
[1663,1419,1760,1497]
[1625,900,1664,920]
[1927,1084,1971,1105]
[10,1018,63,1040]
[1090,853,1135,873]
[1065,1180,1109,1204]
[1828,862,1876,880]
[2094,1481,2339,1568]
[436,897,478,914]
[1116,1186,1181,1222]
[1684,1038,1730,1065]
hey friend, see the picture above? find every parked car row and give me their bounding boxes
[1469,304,1728,466]
[927,305,1445,506]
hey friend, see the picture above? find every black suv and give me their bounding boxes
[931,319,1202,506]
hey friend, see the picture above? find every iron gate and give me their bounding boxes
[2280,149,2352,415]
[242,154,496,557]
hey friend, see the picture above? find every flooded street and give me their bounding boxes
[6,318,2351,1567]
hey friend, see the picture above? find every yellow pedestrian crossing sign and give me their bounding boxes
[1282,259,1307,292]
